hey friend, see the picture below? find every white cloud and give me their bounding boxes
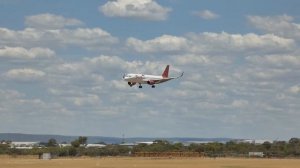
[72,94,101,106]
[100,0,171,21]
[127,32,294,55]
[0,46,55,59]
[173,54,211,65]
[54,28,119,49]
[247,14,300,40]
[0,89,23,101]
[111,80,128,90]
[232,100,249,108]
[0,28,44,47]
[126,35,188,53]
[247,68,291,80]
[83,55,147,74]
[4,68,46,82]
[246,54,300,67]
[0,13,118,50]
[25,13,83,29]
[193,10,219,20]
[0,27,118,50]
[187,32,295,55]
[289,85,300,94]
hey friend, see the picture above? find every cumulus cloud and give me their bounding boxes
[247,14,300,40]
[4,68,46,82]
[289,85,300,94]
[25,13,83,29]
[193,10,219,20]
[100,0,171,21]
[187,32,295,54]
[0,13,119,51]
[54,28,119,49]
[232,100,249,108]
[173,54,211,65]
[0,46,55,59]
[248,68,291,80]
[85,55,129,70]
[72,94,101,106]
[126,32,295,55]
[0,27,118,50]
[246,54,300,67]
[0,89,24,101]
[126,35,188,53]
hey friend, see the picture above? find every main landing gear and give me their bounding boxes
[137,84,155,88]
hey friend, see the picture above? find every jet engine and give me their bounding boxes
[147,80,155,85]
[128,82,136,87]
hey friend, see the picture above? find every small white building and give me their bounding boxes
[85,144,106,148]
[120,143,136,148]
[10,142,40,149]
[254,140,273,144]
[234,139,274,144]
[40,153,52,160]
[249,152,264,157]
[59,144,72,148]
[1,141,8,145]
[136,141,154,145]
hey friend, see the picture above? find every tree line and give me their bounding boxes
[1,137,300,158]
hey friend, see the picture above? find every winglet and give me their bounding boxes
[162,65,169,78]
[180,72,184,77]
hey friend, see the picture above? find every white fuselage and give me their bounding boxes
[123,74,163,84]
[122,65,182,88]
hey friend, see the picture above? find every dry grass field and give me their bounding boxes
[1,156,300,168]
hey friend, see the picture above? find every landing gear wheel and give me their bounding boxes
[151,85,155,88]
[139,85,142,88]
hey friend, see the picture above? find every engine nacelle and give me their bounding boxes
[128,82,136,86]
[147,80,155,85]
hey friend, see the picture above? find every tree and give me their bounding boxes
[47,138,58,147]
[71,140,80,148]
[287,138,300,156]
[262,141,272,151]
[188,143,205,153]
[78,136,87,145]
[71,136,88,148]
[289,138,300,145]
[0,143,9,154]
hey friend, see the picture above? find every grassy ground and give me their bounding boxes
[1,156,300,168]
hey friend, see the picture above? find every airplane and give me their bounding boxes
[122,65,183,88]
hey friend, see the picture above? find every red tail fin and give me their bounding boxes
[162,65,169,78]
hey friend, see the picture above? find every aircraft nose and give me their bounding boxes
[122,74,128,80]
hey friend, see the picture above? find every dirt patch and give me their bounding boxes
[0,157,300,168]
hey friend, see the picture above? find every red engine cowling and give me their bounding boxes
[147,80,155,85]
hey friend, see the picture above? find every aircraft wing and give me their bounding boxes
[155,78,173,84]
[147,72,184,84]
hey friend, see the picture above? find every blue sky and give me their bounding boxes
[1,0,300,140]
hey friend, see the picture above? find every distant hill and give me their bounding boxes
[0,133,121,144]
[0,133,231,144]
